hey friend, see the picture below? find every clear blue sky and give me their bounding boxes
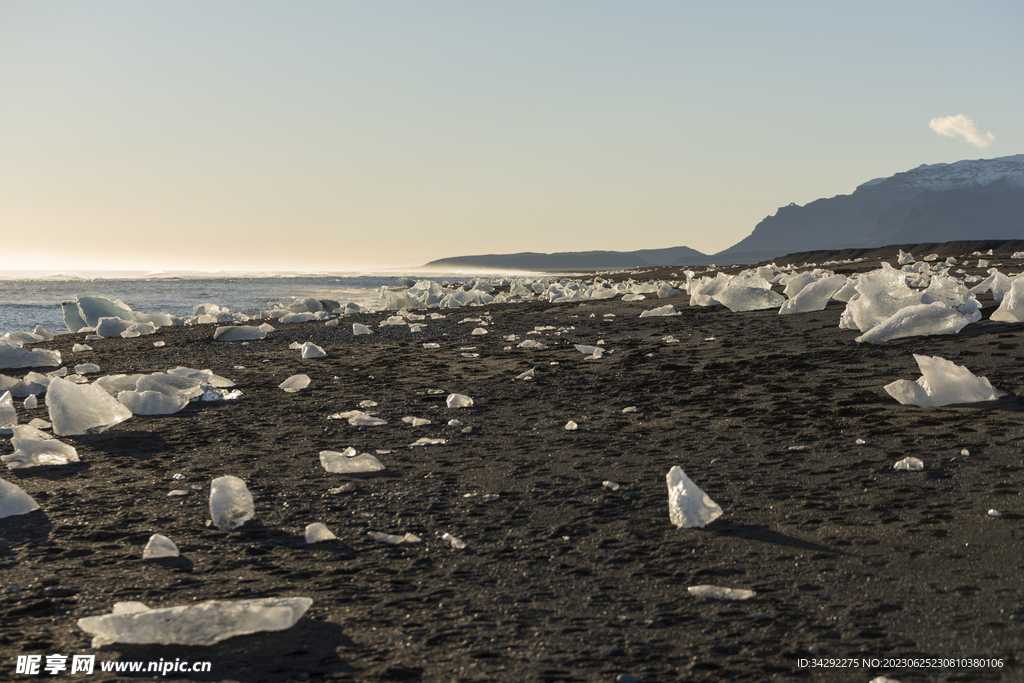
[1,1,1021,272]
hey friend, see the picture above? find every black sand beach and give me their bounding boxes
[2,243,1023,682]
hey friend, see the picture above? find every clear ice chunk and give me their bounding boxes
[0,476,40,518]
[74,363,100,375]
[990,277,1024,322]
[279,374,311,392]
[352,323,373,336]
[894,457,924,471]
[687,585,757,601]
[0,341,62,369]
[0,391,15,429]
[564,420,578,430]
[209,475,255,531]
[3,434,79,468]
[47,377,133,436]
[328,410,387,426]
[117,390,189,415]
[77,596,313,647]
[300,342,326,359]
[442,532,467,549]
[855,303,971,343]
[305,522,337,543]
[23,394,38,410]
[320,449,385,473]
[402,416,432,426]
[883,354,1004,407]
[213,326,267,342]
[142,534,180,559]
[369,531,421,545]
[638,305,680,318]
[778,275,847,314]
[446,393,474,408]
[666,466,723,528]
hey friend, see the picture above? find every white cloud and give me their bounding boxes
[929,114,995,148]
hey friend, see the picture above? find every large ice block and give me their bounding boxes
[209,475,255,531]
[0,477,40,518]
[666,466,722,528]
[77,597,313,647]
[47,377,133,436]
[883,354,1005,407]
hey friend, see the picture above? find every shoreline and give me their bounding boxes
[2,244,1023,682]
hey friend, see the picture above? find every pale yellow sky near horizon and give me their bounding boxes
[2,2,1021,273]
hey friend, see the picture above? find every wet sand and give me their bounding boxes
[2,245,1023,682]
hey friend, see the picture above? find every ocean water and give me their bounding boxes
[0,273,483,335]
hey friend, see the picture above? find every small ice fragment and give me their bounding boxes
[305,522,337,543]
[328,410,387,426]
[446,393,473,408]
[423,342,440,349]
[461,353,479,358]
[564,420,578,431]
[359,400,378,408]
[603,480,620,491]
[0,391,17,429]
[687,585,756,601]
[172,473,185,480]
[167,490,189,497]
[325,319,339,327]
[639,305,680,318]
[515,368,535,380]
[666,466,723,528]
[855,438,866,445]
[574,344,604,357]
[960,448,969,456]
[353,323,373,336]
[74,363,100,374]
[410,437,447,447]
[153,341,165,347]
[0,477,40,518]
[142,534,180,559]
[213,326,267,342]
[894,457,924,471]
[988,509,1003,518]
[442,532,467,549]
[279,374,310,392]
[300,342,326,359]
[209,476,255,531]
[517,340,548,350]
[77,597,313,647]
[24,394,38,410]
[402,416,432,427]
[471,328,487,335]
[621,406,638,413]
[369,531,421,545]
[320,450,385,473]
[447,419,463,427]
[73,343,92,352]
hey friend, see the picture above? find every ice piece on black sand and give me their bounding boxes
[47,377,133,436]
[300,342,326,359]
[894,457,924,471]
[209,476,255,531]
[142,534,180,559]
[3,433,79,468]
[213,326,267,342]
[0,477,40,518]
[77,596,313,647]
[117,390,189,416]
[687,585,756,601]
[883,354,1004,408]
[279,374,311,392]
[639,305,680,318]
[352,323,373,336]
[564,420,578,430]
[369,531,421,545]
[0,391,15,430]
[305,523,337,543]
[446,393,473,408]
[320,449,385,473]
[0,341,62,369]
[666,466,723,528]
[24,395,38,409]
[442,532,467,549]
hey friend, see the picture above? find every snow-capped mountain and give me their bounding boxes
[859,154,1024,192]
[715,154,1024,263]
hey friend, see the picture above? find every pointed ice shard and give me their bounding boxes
[209,476,255,531]
[666,466,723,528]
[23,394,38,410]
[77,597,313,647]
[305,522,337,543]
[142,534,180,559]
[884,355,1004,407]
[47,377,133,436]
[300,342,326,359]
[320,449,385,473]
[352,323,373,336]
[0,477,40,518]
[856,302,972,343]
[279,374,311,392]
[564,420,578,430]
[990,277,1024,322]
[0,391,15,430]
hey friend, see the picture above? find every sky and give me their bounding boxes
[1,1,1022,273]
